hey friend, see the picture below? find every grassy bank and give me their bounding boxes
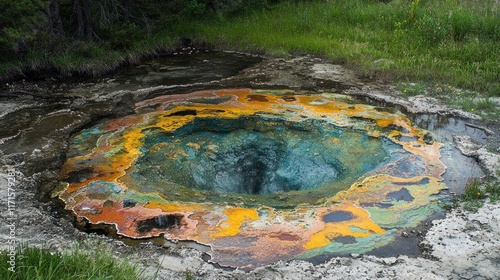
[179,0,499,97]
[0,32,177,81]
[0,242,142,279]
[2,1,499,101]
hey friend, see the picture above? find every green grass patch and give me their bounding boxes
[0,242,142,280]
[183,0,500,97]
[484,181,500,203]
[462,178,485,212]
[2,0,500,105]
[440,176,500,212]
[0,33,178,80]
[461,177,500,212]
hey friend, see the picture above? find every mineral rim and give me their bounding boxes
[57,88,446,269]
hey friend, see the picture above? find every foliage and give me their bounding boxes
[205,0,500,118]
[461,178,484,212]
[463,178,485,200]
[484,180,500,203]
[0,0,49,54]
[1,0,500,101]
[440,176,499,212]
[187,0,500,98]
[1,0,277,52]
[394,0,500,44]
[0,0,279,81]
[0,242,142,280]
[460,177,500,212]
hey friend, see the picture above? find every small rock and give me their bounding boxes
[382,257,398,265]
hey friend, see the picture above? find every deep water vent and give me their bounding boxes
[136,116,374,196]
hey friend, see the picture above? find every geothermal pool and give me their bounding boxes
[57,88,449,268]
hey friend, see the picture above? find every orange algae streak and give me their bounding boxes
[73,200,163,237]
[144,201,206,213]
[213,207,260,238]
[376,117,412,131]
[305,204,385,250]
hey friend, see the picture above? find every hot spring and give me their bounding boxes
[57,89,447,268]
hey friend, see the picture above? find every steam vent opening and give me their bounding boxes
[58,89,447,269]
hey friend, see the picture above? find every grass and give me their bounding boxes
[460,177,500,212]
[0,32,177,81]
[0,241,143,280]
[484,181,500,202]
[462,177,485,211]
[2,0,499,116]
[180,0,499,98]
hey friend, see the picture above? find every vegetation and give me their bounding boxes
[186,0,500,97]
[439,176,499,212]
[459,177,500,212]
[0,0,276,79]
[461,177,486,211]
[0,242,142,280]
[484,180,500,203]
[1,1,499,106]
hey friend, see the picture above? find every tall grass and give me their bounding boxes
[442,175,500,212]
[183,0,500,96]
[2,0,499,99]
[0,242,142,280]
[0,33,177,81]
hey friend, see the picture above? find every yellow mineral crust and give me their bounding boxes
[213,208,260,238]
[305,204,385,250]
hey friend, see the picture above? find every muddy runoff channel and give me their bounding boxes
[1,51,499,279]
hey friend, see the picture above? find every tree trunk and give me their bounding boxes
[83,0,93,40]
[46,0,65,36]
[74,0,94,40]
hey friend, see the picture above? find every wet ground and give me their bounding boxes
[1,50,499,278]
